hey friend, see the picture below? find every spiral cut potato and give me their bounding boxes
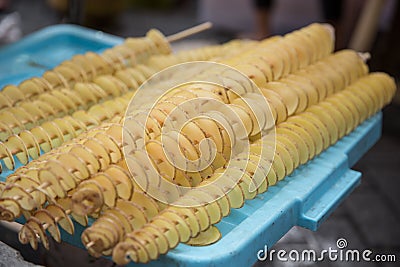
[0,34,252,142]
[0,23,333,172]
[0,39,261,223]
[0,23,395,264]
[0,123,126,221]
[0,24,330,139]
[0,29,171,111]
[221,23,334,86]
[71,52,369,257]
[0,24,353,221]
[112,73,396,264]
[0,40,254,173]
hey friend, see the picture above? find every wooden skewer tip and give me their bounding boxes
[86,241,95,248]
[166,22,213,43]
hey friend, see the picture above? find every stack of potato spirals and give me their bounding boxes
[0,23,396,265]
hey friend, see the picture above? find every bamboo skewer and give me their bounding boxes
[1,21,215,248]
[166,22,213,42]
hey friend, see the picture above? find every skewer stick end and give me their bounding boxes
[166,22,213,42]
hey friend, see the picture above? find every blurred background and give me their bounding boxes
[0,0,399,266]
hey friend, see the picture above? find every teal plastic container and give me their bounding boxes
[0,25,382,267]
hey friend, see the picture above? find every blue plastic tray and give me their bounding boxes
[0,25,382,267]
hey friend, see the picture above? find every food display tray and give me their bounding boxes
[0,25,382,267]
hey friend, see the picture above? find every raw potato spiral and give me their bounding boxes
[0,40,258,223]
[0,23,395,265]
[0,41,253,174]
[0,29,171,111]
[112,73,396,264]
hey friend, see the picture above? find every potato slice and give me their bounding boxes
[347,85,375,119]
[0,142,15,171]
[82,227,114,257]
[116,200,147,229]
[46,160,77,191]
[72,181,104,215]
[70,144,101,174]
[232,94,273,134]
[29,126,52,153]
[98,212,126,241]
[186,226,221,246]
[2,184,37,211]
[123,237,150,263]
[264,82,299,116]
[145,224,170,254]
[152,217,180,248]
[93,173,118,207]
[0,121,13,142]
[41,121,65,148]
[228,104,254,137]
[278,41,300,75]
[18,130,41,160]
[306,106,340,145]
[287,116,324,156]
[0,110,24,134]
[132,229,161,261]
[0,198,21,220]
[130,191,159,219]
[317,102,347,139]
[105,208,133,234]
[27,217,49,250]
[2,85,24,104]
[170,207,200,238]
[265,139,294,176]
[71,54,97,80]
[34,209,61,243]
[175,198,210,232]
[325,98,355,135]
[231,166,259,199]
[38,168,66,199]
[38,94,68,115]
[235,63,267,88]
[84,138,111,170]
[96,133,122,163]
[56,153,90,181]
[46,204,74,235]
[10,107,35,130]
[286,74,319,107]
[206,173,244,209]
[146,140,176,180]
[334,93,362,126]
[276,127,309,165]
[186,191,222,225]
[56,197,88,226]
[19,223,38,250]
[284,34,310,69]
[162,210,192,243]
[61,61,88,82]
[103,166,133,200]
[273,42,293,77]
[54,65,80,86]
[0,93,11,110]
[259,48,285,81]
[199,183,231,217]
[172,170,192,187]
[8,175,46,206]
[260,88,288,124]
[192,117,224,154]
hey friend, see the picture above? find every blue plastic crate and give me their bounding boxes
[0,25,382,267]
